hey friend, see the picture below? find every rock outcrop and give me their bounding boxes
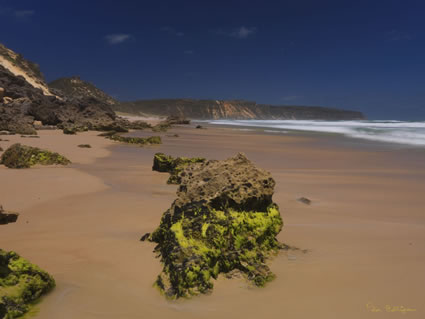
[143,153,283,299]
[0,44,119,134]
[152,153,206,184]
[0,206,18,225]
[0,143,71,168]
[48,76,118,107]
[165,115,190,125]
[0,249,55,318]
[116,98,366,120]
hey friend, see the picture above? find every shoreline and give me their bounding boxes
[1,125,424,318]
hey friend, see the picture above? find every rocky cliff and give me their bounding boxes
[49,76,118,107]
[116,99,365,120]
[0,43,117,134]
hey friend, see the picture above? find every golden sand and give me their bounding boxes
[0,126,424,318]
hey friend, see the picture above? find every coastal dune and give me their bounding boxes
[0,126,424,318]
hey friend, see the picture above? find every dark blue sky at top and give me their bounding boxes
[1,0,424,119]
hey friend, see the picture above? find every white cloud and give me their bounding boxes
[161,26,184,37]
[215,26,257,39]
[14,10,35,18]
[105,34,132,45]
[230,26,257,39]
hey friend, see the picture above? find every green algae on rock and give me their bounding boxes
[152,153,206,184]
[0,250,55,319]
[103,133,162,146]
[152,123,171,132]
[0,143,71,169]
[143,153,283,299]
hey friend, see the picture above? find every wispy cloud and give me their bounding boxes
[161,26,184,37]
[105,34,132,45]
[387,30,413,41]
[14,10,35,18]
[0,7,35,20]
[184,50,194,55]
[215,26,257,39]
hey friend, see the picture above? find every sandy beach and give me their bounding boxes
[1,125,424,319]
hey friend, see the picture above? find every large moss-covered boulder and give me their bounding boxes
[0,250,55,318]
[152,153,206,184]
[0,143,71,168]
[143,153,283,299]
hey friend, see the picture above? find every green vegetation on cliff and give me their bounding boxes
[0,250,55,319]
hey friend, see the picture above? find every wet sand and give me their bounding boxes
[1,126,424,318]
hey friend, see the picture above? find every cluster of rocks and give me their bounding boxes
[0,143,71,168]
[0,64,118,135]
[0,205,18,225]
[142,153,284,299]
[0,249,55,318]
[152,153,205,184]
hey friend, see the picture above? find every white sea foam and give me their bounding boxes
[209,120,425,146]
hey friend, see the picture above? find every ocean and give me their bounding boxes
[208,120,425,147]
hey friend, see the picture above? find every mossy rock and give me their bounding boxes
[0,206,18,225]
[143,153,283,299]
[104,133,162,146]
[152,153,206,184]
[62,127,77,135]
[0,249,55,319]
[152,123,171,132]
[62,126,89,135]
[0,144,71,169]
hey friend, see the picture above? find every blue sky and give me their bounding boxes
[1,0,424,119]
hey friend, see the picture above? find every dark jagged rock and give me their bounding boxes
[0,206,18,225]
[0,143,71,168]
[0,63,117,133]
[63,127,77,135]
[48,76,118,107]
[152,153,206,184]
[0,249,55,318]
[297,197,311,205]
[120,119,152,130]
[1,43,120,133]
[78,144,91,148]
[144,153,283,299]
[166,115,190,125]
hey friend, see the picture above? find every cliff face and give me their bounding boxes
[0,44,53,96]
[116,99,365,120]
[0,43,116,134]
[49,76,118,106]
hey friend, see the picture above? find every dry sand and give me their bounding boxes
[0,126,424,318]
